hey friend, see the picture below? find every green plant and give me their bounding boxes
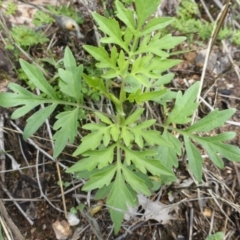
[173,0,239,45]
[206,232,224,240]
[0,0,240,234]
[9,25,49,48]
[2,0,17,16]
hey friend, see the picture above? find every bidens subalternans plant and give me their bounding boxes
[0,0,240,234]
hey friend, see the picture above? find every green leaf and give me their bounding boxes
[23,103,57,139]
[124,108,145,125]
[167,82,200,124]
[95,112,112,124]
[82,74,105,93]
[135,0,160,29]
[206,232,224,240]
[129,127,173,148]
[157,130,182,168]
[124,148,175,177]
[11,103,40,119]
[58,64,83,102]
[116,0,135,33]
[195,136,240,163]
[53,109,80,158]
[184,136,203,182]
[83,46,116,70]
[136,34,185,57]
[92,12,127,51]
[94,183,113,200]
[141,17,175,35]
[63,46,77,70]
[186,109,235,133]
[122,166,151,195]
[131,89,167,104]
[110,125,120,141]
[203,144,224,169]
[73,131,103,155]
[83,165,117,191]
[151,73,174,87]
[0,83,46,108]
[121,126,133,147]
[19,59,57,99]
[106,173,137,234]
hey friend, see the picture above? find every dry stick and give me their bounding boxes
[35,150,64,214]
[189,207,194,240]
[0,114,34,228]
[0,200,24,240]
[9,120,67,169]
[191,0,231,125]
[0,182,34,225]
[208,209,215,236]
[0,113,5,183]
[0,214,12,240]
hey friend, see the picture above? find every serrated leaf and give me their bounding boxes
[53,109,80,158]
[83,46,116,69]
[195,136,240,162]
[23,103,57,139]
[82,123,106,131]
[58,64,83,102]
[151,73,174,87]
[66,156,99,172]
[92,12,127,51]
[19,59,57,99]
[82,74,105,93]
[123,27,134,46]
[95,112,113,124]
[136,34,185,57]
[63,46,76,70]
[135,119,156,129]
[186,109,235,133]
[141,130,173,147]
[125,108,144,125]
[107,173,137,234]
[110,125,120,141]
[11,103,40,119]
[73,131,103,156]
[184,136,203,182]
[203,144,224,168]
[167,82,200,124]
[135,90,167,103]
[141,17,175,35]
[157,130,182,168]
[122,166,151,195]
[94,183,113,200]
[124,148,174,176]
[121,127,133,147]
[135,0,160,29]
[83,165,117,191]
[0,83,46,108]
[195,132,236,143]
[116,0,135,33]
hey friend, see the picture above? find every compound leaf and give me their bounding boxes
[83,165,117,191]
